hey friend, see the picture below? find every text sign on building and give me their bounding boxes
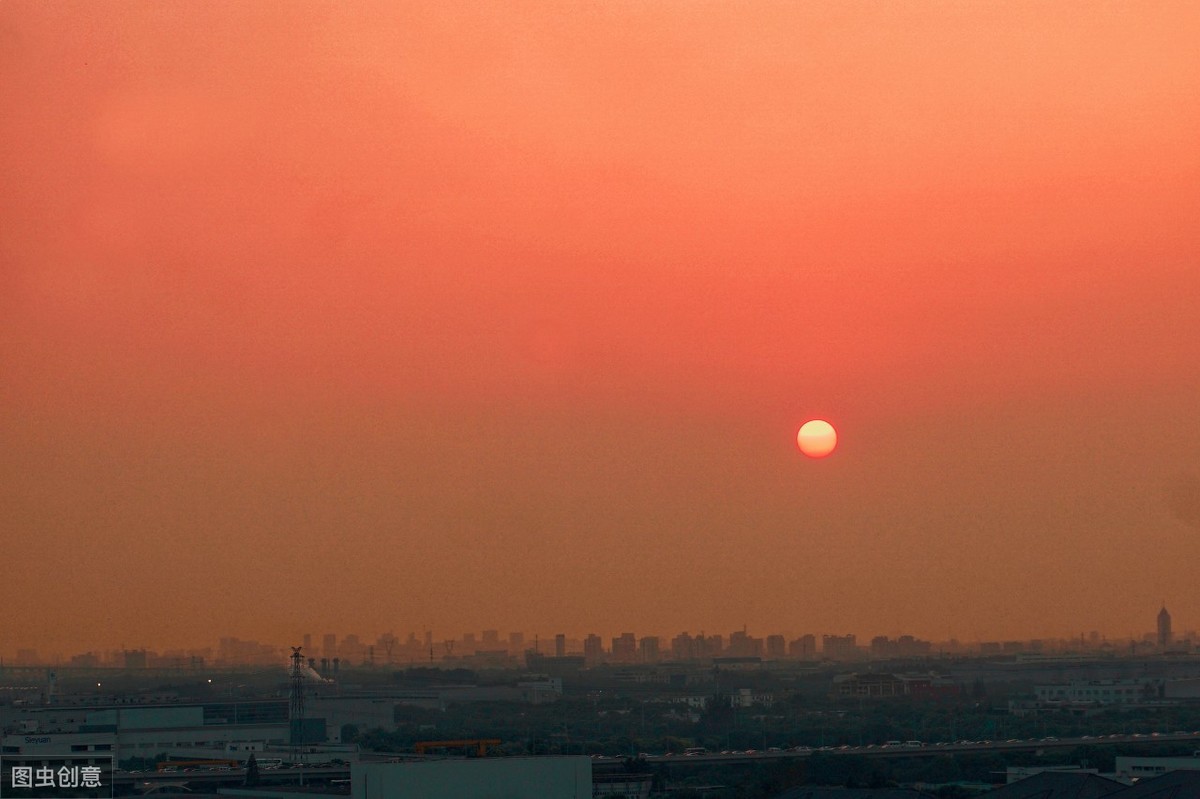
[1,757,113,799]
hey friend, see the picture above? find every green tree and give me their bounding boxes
[244,753,260,787]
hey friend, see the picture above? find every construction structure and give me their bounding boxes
[288,646,306,766]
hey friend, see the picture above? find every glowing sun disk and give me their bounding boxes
[797,419,837,458]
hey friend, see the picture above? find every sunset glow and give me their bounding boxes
[1,1,1198,655]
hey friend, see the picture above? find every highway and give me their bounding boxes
[624,731,1200,766]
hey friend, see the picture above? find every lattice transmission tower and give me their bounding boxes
[289,646,306,766]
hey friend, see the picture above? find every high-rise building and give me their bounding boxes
[342,634,367,664]
[583,634,603,663]
[728,630,762,658]
[639,636,660,662]
[322,633,337,660]
[789,634,816,659]
[1158,605,1173,649]
[612,633,636,662]
[766,635,786,659]
[555,634,566,658]
[671,632,696,660]
[823,634,859,661]
[701,635,724,657]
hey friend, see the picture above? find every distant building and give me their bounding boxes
[1159,605,1173,649]
[517,677,563,704]
[583,634,604,663]
[611,633,636,663]
[766,635,786,659]
[869,635,932,659]
[554,634,566,658]
[832,672,958,700]
[789,634,817,659]
[671,632,696,661]
[639,636,660,663]
[728,630,763,658]
[822,634,859,661]
[729,687,773,707]
[832,672,905,698]
[1034,678,1162,705]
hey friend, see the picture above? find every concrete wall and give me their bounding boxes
[352,757,591,799]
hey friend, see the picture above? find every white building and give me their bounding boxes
[730,688,773,708]
[1033,679,1160,705]
[1115,753,1200,781]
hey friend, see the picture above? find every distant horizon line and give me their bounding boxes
[5,624,1188,663]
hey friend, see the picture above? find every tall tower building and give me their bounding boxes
[1158,605,1173,649]
[583,634,603,663]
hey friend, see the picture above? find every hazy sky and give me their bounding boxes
[2,2,1198,656]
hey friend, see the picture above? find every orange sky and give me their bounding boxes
[2,1,1199,656]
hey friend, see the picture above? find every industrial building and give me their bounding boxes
[0,701,317,765]
[1115,753,1200,781]
[351,757,592,799]
[1033,679,1161,705]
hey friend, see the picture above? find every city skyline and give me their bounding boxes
[4,605,1192,665]
[3,3,1199,655]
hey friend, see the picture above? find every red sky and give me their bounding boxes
[2,1,1199,656]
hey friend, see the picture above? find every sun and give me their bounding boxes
[797,419,837,458]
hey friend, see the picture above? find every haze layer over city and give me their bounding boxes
[2,2,1199,660]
